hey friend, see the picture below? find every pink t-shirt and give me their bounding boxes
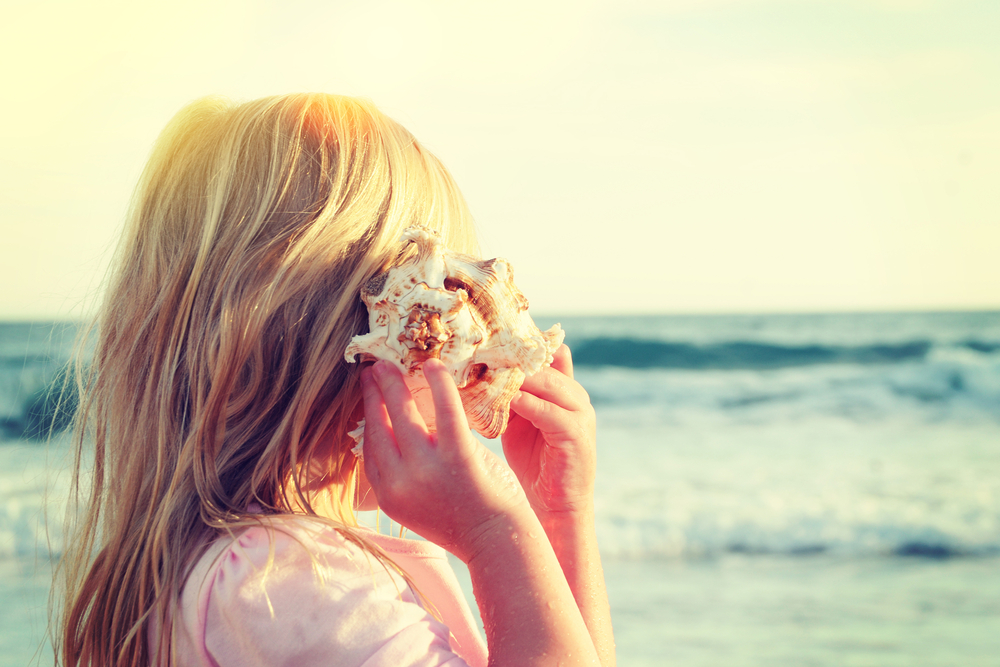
[162,517,488,667]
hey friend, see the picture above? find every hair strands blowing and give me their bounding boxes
[54,93,478,667]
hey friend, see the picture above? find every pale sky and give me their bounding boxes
[1,0,997,319]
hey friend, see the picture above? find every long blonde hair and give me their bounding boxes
[55,93,478,667]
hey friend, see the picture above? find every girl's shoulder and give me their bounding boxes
[171,515,466,667]
[207,515,390,582]
[185,515,413,623]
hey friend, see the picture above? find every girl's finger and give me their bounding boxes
[371,360,430,449]
[423,358,474,449]
[509,390,580,436]
[519,366,589,412]
[360,366,399,482]
[550,344,574,379]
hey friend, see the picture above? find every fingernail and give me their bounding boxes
[360,367,373,387]
[372,360,388,379]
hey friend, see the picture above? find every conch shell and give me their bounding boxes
[345,227,564,455]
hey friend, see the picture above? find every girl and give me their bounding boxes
[56,94,614,667]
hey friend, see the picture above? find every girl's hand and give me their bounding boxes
[361,358,528,562]
[502,345,597,520]
[363,358,604,666]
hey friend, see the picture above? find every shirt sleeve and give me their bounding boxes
[201,523,472,667]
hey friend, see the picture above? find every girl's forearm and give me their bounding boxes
[465,508,600,667]
[537,506,616,667]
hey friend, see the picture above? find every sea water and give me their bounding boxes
[2,313,999,666]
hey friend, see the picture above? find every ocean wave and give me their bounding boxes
[0,360,76,441]
[595,515,1000,560]
[963,340,1000,353]
[571,337,941,370]
[8,502,995,562]
[0,322,79,441]
[575,359,1000,424]
[3,319,999,440]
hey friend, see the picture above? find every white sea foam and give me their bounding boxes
[591,414,1000,559]
[0,436,73,561]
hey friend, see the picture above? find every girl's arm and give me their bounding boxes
[502,345,616,667]
[533,507,614,667]
[361,359,600,666]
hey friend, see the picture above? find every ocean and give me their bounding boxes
[2,312,999,666]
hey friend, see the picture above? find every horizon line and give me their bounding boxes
[2,305,999,325]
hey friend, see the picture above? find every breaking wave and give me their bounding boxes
[572,338,937,370]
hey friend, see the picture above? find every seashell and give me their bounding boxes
[345,226,564,455]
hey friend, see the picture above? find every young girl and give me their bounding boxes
[56,94,615,667]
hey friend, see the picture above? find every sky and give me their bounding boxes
[1,0,998,319]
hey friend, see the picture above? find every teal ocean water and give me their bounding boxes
[2,312,999,665]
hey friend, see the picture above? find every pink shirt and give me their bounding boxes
[164,518,488,667]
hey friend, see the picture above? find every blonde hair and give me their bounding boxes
[54,93,478,667]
